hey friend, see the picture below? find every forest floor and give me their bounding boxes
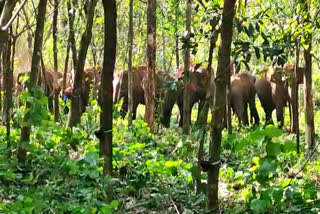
[0,101,320,213]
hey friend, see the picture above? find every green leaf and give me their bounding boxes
[266,142,281,157]
[265,125,282,138]
[254,47,261,59]
[249,23,255,37]
[84,152,99,167]
[257,158,277,183]
[281,141,296,153]
[235,139,250,151]
[250,199,267,214]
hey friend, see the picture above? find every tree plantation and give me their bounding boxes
[1,0,320,213]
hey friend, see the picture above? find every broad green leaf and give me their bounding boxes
[250,199,267,214]
[266,142,281,157]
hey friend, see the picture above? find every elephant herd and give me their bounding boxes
[113,63,304,128]
[14,67,101,113]
[13,63,303,129]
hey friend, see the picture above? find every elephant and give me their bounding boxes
[255,66,290,127]
[141,68,183,127]
[176,64,214,127]
[60,67,98,114]
[231,73,259,126]
[113,65,146,119]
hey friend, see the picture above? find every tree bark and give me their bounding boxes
[67,0,78,77]
[183,0,192,134]
[18,0,48,165]
[302,0,315,149]
[304,45,315,149]
[128,0,134,127]
[53,0,59,122]
[100,0,116,178]
[207,0,236,212]
[292,42,300,153]
[63,42,70,93]
[3,30,12,157]
[0,52,2,114]
[68,0,97,127]
[145,0,156,131]
[0,0,18,28]
[175,1,179,69]
[196,21,218,193]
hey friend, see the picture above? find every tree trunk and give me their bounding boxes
[175,1,179,69]
[67,0,78,76]
[196,21,218,193]
[304,45,315,149]
[3,31,12,157]
[226,75,232,134]
[0,52,2,114]
[207,0,236,212]
[128,0,134,127]
[18,0,48,165]
[100,0,116,178]
[53,0,59,122]
[302,0,315,150]
[145,0,156,131]
[68,0,97,127]
[292,41,300,153]
[63,42,70,93]
[183,0,192,134]
[0,0,18,28]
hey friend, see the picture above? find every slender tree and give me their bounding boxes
[128,0,134,127]
[68,0,97,127]
[293,41,300,153]
[0,0,20,154]
[99,0,117,177]
[52,0,59,122]
[63,43,70,93]
[302,0,315,149]
[0,52,2,113]
[67,0,78,79]
[175,0,180,69]
[182,0,192,134]
[207,0,236,212]
[145,0,156,131]
[18,0,48,165]
[196,20,218,193]
[3,30,11,157]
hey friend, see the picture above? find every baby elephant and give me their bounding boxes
[231,73,259,126]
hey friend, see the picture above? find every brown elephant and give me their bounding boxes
[176,64,214,127]
[255,66,290,127]
[231,73,259,125]
[113,66,146,119]
[141,68,183,127]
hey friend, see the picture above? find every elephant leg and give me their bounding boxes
[276,107,284,128]
[178,102,183,127]
[196,99,206,125]
[48,97,53,112]
[234,102,248,125]
[265,109,273,125]
[249,98,260,125]
[120,97,128,119]
[160,101,174,128]
[132,102,139,120]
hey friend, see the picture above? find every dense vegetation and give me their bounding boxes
[0,0,319,213]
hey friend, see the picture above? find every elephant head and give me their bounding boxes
[176,64,213,126]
